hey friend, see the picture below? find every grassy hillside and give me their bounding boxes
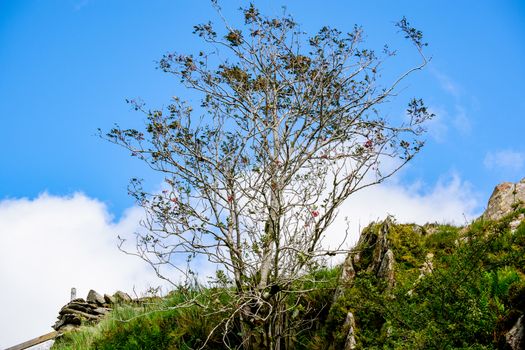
[52,210,525,349]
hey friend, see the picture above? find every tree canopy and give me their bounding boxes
[103,3,432,348]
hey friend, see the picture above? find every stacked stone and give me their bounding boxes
[53,290,132,331]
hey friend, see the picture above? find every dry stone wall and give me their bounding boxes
[53,289,132,332]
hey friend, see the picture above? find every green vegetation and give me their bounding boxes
[104,3,432,346]
[53,289,235,349]
[53,212,525,349]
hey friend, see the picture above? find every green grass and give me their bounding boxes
[52,214,525,350]
[52,288,235,350]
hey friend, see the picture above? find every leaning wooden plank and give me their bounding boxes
[4,331,58,350]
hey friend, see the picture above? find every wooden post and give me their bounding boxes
[4,331,58,350]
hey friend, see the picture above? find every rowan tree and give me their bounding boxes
[104,3,432,349]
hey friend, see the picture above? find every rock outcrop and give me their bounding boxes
[470,177,525,348]
[483,177,525,221]
[506,315,525,350]
[338,216,399,291]
[334,216,429,348]
[53,289,132,332]
[343,311,357,350]
[376,249,395,288]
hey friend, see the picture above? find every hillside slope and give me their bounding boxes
[51,180,525,349]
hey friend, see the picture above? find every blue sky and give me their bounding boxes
[1,0,524,347]
[1,0,524,216]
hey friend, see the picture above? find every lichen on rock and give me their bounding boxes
[483,177,525,221]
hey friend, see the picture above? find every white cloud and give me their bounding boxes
[432,68,463,98]
[0,193,162,348]
[0,174,482,347]
[73,0,90,11]
[429,68,473,138]
[425,104,471,142]
[425,106,449,142]
[484,150,525,173]
[452,105,472,135]
[324,173,481,253]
